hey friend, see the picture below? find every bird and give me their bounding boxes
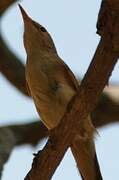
[19,5,103,180]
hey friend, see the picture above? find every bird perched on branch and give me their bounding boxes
[19,5,103,180]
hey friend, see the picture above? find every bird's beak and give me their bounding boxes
[18,4,31,24]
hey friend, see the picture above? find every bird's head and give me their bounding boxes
[19,5,57,55]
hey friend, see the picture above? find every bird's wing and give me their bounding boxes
[58,58,79,91]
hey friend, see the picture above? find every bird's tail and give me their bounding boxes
[71,136,103,180]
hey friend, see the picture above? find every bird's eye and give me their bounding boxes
[40,27,47,32]
[32,21,46,32]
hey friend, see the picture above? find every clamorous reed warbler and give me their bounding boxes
[19,5,102,180]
